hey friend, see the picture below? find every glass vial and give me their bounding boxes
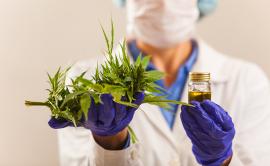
[188,72,211,103]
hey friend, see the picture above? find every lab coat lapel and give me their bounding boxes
[171,82,189,142]
[124,44,180,151]
[140,103,180,152]
[191,39,229,83]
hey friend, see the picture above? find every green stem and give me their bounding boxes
[128,126,138,144]
[25,101,50,107]
[144,100,194,107]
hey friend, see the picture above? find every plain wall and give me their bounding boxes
[0,0,269,165]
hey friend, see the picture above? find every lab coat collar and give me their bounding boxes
[192,38,229,83]
[124,38,229,83]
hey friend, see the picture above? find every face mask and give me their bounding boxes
[126,0,199,48]
[113,0,218,16]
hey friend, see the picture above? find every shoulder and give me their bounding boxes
[221,52,268,87]
[198,39,269,85]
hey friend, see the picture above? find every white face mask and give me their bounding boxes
[126,0,199,48]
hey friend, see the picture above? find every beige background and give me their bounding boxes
[0,0,269,166]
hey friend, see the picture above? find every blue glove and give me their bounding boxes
[48,118,73,129]
[83,92,145,136]
[180,100,235,166]
[49,92,145,136]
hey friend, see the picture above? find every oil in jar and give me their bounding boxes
[188,91,211,103]
[188,72,211,103]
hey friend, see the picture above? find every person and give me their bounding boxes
[49,0,270,165]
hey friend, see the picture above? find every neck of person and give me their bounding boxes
[136,40,193,87]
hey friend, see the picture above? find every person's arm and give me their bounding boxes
[57,127,143,166]
[92,131,142,166]
[92,128,128,150]
[222,156,232,166]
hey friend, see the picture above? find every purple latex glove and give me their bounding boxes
[181,100,235,166]
[49,92,145,136]
[48,117,73,129]
[83,92,144,136]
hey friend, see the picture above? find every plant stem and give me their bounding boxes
[25,101,50,107]
[128,126,138,144]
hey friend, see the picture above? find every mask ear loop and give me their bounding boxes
[113,0,127,8]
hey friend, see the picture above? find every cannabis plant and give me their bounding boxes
[25,22,190,142]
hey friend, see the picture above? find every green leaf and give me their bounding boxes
[144,70,164,81]
[143,94,193,108]
[77,109,83,121]
[101,24,111,55]
[102,84,126,94]
[60,90,86,108]
[77,77,93,87]
[127,91,133,103]
[92,93,100,104]
[110,19,115,55]
[145,84,162,93]
[59,108,77,127]
[161,100,193,107]
[141,55,150,69]
[135,54,142,67]
[114,100,138,108]
[90,84,103,92]
[111,91,122,102]
[124,76,132,82]
[80,93,91,121]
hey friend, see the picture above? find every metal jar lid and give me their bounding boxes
[189,72,210,81]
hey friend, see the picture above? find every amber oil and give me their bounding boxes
[188,72,211,103]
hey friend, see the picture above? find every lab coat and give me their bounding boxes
[57,39,270,166]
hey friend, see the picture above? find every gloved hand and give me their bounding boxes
[181,100,235,166]
[48,92,145,136]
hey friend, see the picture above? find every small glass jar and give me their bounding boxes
[188,72,211,103]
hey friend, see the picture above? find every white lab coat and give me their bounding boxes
[57,39,270,166]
